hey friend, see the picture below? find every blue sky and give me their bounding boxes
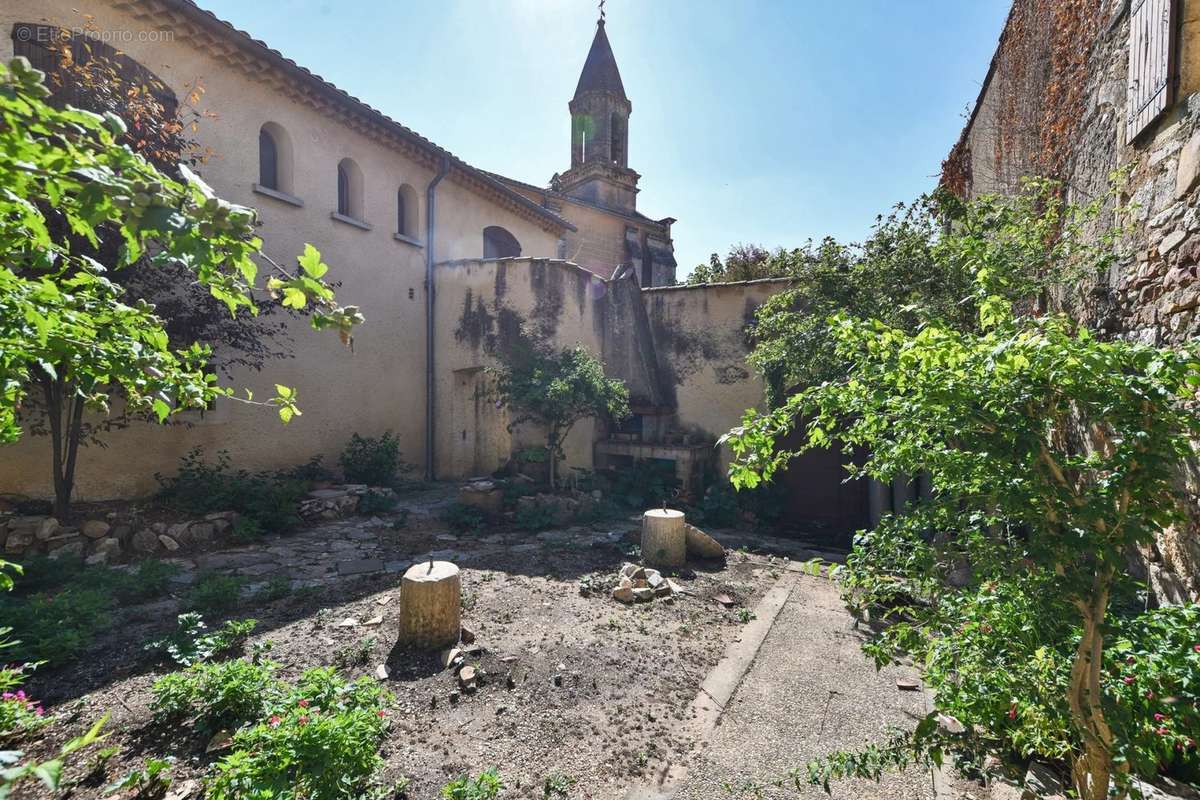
[198,0,1010,277]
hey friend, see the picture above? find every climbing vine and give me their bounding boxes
[942,0,1104,196]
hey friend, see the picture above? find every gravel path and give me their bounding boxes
[673,573,943,800]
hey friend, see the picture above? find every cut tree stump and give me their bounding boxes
[397,560,461,649]
[642,508,686,569]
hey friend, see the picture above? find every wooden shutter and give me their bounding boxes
[1127,0,1178,142]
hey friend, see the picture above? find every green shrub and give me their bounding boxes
[515,502,556,532]
[441,502,486,534]
[183,574,246,617]
[603,458,678,509]
[231,516,263,542]
[206,669,391,800]
[151,658,281,734]
[357,488,398,516]
[278,455,334,483]
[924,575,1200,785]
[338,431,410,487]
[0,588,113,664]
[0,558,179,666]
[252,577,292,604]
[291,667,387,712]
[156,448,309,533]
[441,770,503,800]
[116,560,183,602]
[144,613,257,667]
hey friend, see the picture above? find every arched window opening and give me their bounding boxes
[259,129,278,189]
[610,112,626,166]
[336,157,364,220]
[483,226,521,259]
[256,122,294,195]
[397,183,419,238]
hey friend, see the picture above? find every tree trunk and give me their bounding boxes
[547,426,559,490]
[1068,567,1125,800]
[41,374,84,521]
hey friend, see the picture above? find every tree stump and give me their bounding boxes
[642,508,686,568]
[397,560,461,649]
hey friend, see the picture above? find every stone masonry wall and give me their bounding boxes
[955,0,1200,602]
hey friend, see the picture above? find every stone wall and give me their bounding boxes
[432,258,784,482]
[950,0,1200,601]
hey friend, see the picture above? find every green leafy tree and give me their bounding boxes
[0,57,362,517]
[748,183,1110,405]
[724,268,1200,798]
[491,346,629,488]
[688,243,778,284]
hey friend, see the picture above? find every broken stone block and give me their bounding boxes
[4,528,34,555]
[631,587,655,603]
[48,538,85,559]
[132,529,160,553]
[36,517,61,541]
[158,534,181,552]
[612,585,636,604]
[684,524,725,559]
[81,519,110,539]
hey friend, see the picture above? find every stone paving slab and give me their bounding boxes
[671,574,939,800]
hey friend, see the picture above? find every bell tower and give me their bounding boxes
[555,13,640,213]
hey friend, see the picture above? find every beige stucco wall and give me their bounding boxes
[432,258,607,480]
[643,280,787,471]
[0,0,562,499]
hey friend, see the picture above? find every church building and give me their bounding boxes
[496,17,679,287]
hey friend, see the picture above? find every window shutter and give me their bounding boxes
[1126,0,1178,142]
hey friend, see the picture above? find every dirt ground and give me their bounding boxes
[12,493,784,799]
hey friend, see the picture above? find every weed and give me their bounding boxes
[441,502,486,534]
[144,613,257,667]
[252,577,292,604]
[103,757,174,797]
[441,769,503,800]
[736,608,757,624]
[231,517,263,542]
[183,574,246,617]
[334,637,375,669]
[542,773,576,798]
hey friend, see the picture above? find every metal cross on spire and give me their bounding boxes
[598,0,605,23]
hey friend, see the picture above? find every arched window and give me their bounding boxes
[610,112,626,166]
[256,122,294,196]
[396,183,418,238]
[336,157,364,220]
[483,226,521,259]
[259,129,278,189]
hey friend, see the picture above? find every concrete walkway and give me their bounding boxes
[673,573,948,800]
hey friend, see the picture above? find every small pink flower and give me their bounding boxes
[1193,644,1200,653]
[377,709,386,718]
[34,706,43,717]
[1146,690,1154,700]
[1007,703,1017,720]
[1126,655,1136,665]
[1123,676,1135,685]
[298,699,309,708]
[297,715,309,726]
[269,715,281,727]
[1157,727,1170,736]
[1154,713,1166,722]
